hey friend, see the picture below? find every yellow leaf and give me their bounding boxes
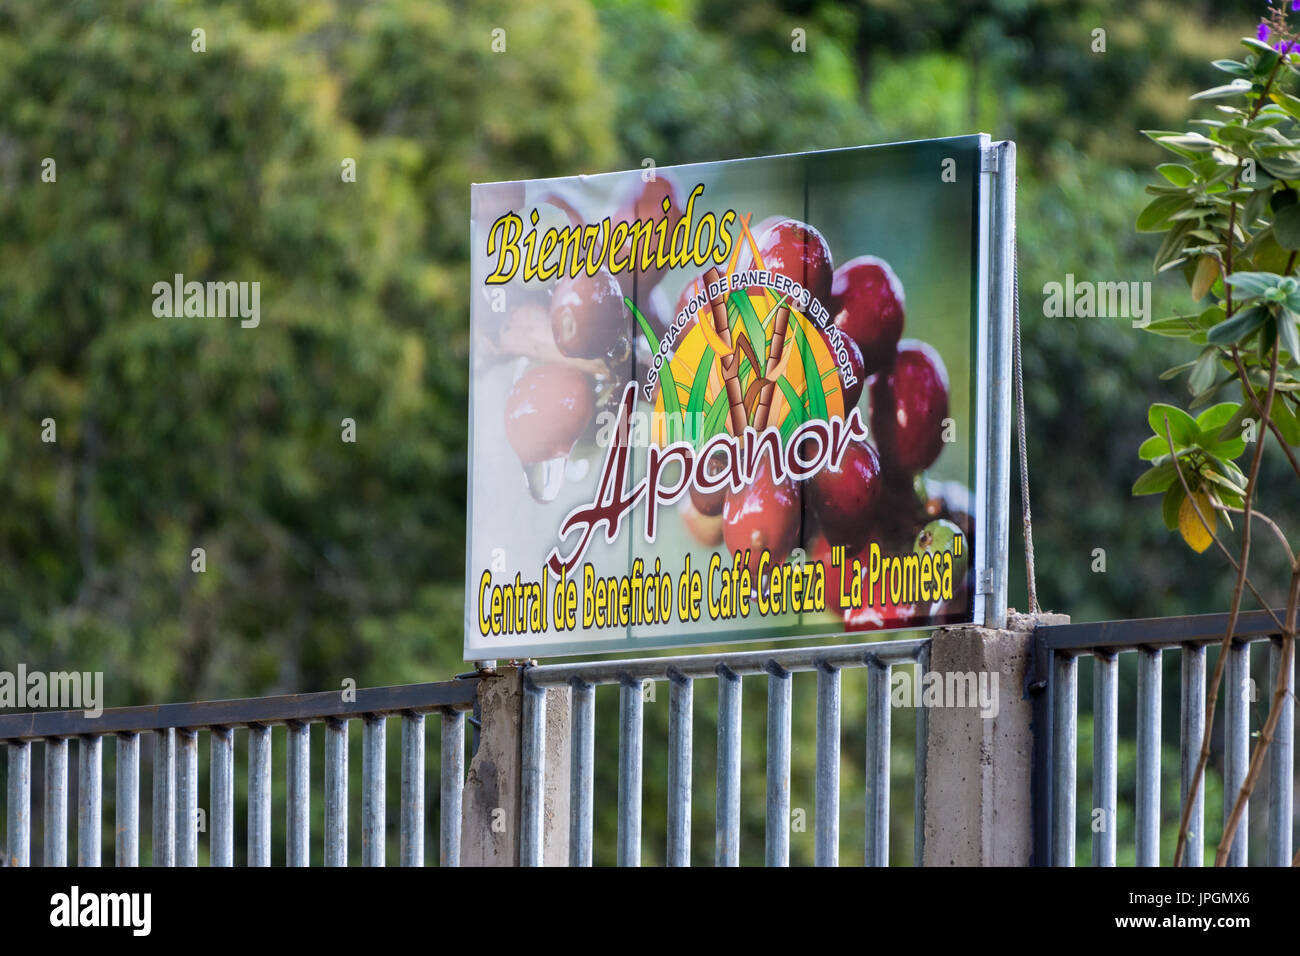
[1178,492,1215,553]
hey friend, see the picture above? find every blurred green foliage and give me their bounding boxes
[0,0,1287,864]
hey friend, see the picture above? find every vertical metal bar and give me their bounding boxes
[666,671,693,868]
[439,709,464,867]
[982,139,1016,630]
[286,721,310,867]
[1180,644,1206,867]
[7,741,31,867]
[569,680,596,867]
[864,659,891,867]
[715,665,742,867]
[1136,648,1163,866]
[115,732,139,867]
[1224,642,1249,867]
[1051,652,1077,866]
[1268,638,1294,867]
[765,664,791,867]
[78,735,102,867]
[248,724,272,866]
[618,676,645,867]
[210,726,234,867]
[151,728,174,867]
[361,716,385,867]
[520,681,546,867]
[44,737,68,867]
[913,645,930,868]
[175,729,198,867]
[815,661,841,867]
[325,718,348,867]
[400,712,425,867]
[1091,653,1118,867]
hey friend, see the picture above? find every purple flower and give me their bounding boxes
[1292,1,1299,12]
[1260,22,1272,42]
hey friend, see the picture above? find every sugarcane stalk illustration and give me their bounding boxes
[703,266,749,438]
[750,301,790,433]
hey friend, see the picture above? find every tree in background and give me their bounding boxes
[0,0,1281,864]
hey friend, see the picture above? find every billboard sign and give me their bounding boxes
[465,135,1011,659]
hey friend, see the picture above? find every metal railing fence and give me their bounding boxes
[520,637,931,867]
[1,678,477,867]
[1032,610,1295,866]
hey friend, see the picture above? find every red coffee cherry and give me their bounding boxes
[831,256,905,375]
[722,461,802,580]
[870,340,950,475]
[739,217,834,312]
[809,439,884,550]
[550,268,627,359]
[504,364,594,464]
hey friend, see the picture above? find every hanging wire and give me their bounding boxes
[1011,209,1039,614]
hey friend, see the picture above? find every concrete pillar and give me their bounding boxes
[921,610,1068,866]
[459,669,522,866]
[459,667,571,866]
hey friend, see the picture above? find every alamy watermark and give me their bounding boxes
[0,665,103,718]
[152,273,260,328]
[1043,274,1152,328]
[892,668,999,718]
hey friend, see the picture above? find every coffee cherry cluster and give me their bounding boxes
[681,215,970,629]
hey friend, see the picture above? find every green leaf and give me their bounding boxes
[1204,456,1248,491]
[1215,401,1253,442]
[1160,360,1197,381]
[1274,203,1300,250]
[1243,37,1280,57]
[1189,347,1218,394]
[1244,187,1273,226]
[700,390,731,444]
[1139,434,1173,460]
[1196,403,1247,458]
[1212,58,1253,79]
[1278,308,1300,360]
[1223,271,1283,297]
[1156,163,1196,186]
[1153,221,1193,272]
[1207,304,1268,345]
[1273,399,1300,444]
[630,298,683,430]
[775,377,807,429]
[1190,79,1252,100]
[1260,156,1300,179]
[687,345,714,428]
[1189,384,1226,410]
[728,290,768,374]
[1144,316,1200,338]
[787,318,828,423]
[1137,193,1193,232]
[1133,461,1179,496]
[1162,485,1185,531]
[1148,403,1199,444]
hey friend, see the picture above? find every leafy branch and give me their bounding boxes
[1135,24,1300,867]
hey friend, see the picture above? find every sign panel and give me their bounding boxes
[466,135,1005,659]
